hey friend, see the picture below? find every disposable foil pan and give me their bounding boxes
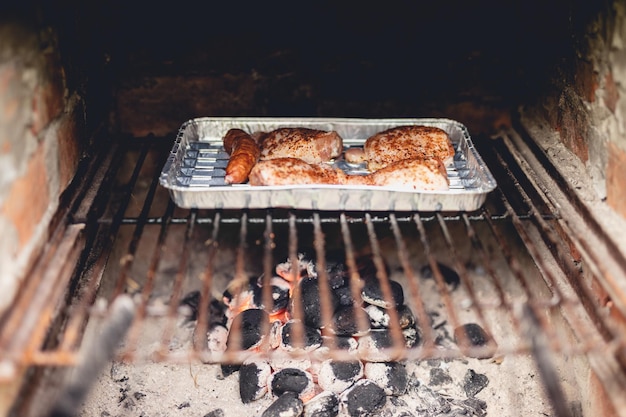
[159,117,497,211]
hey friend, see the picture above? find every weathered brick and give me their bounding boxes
[607,141,626,218]
[56,108,81,187]
[603,71,619,114]
[0,142,50,249]
[557,88,590,163]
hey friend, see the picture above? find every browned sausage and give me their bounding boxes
[223,128,261,184]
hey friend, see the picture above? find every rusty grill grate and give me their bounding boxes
[2,127,626,416]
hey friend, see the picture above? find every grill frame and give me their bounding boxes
[3,122,626,417]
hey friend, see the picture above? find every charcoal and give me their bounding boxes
[363,362,408,396]
[281,319,323,351]
[222,276,257,309]
[408,382,452,414]
[179,291,227,326]
[366,304,416,331]
[331,306,370,336]
[318,359,364,393]
[420,262,460,290]
[356,255,390,281]
[262,391,304,417]
[203,409,225,417]
[239,360,271,403]
[334,285,357,307]
[361,278,404,309]
[219,364,240,378]
[402,323,421,348]
[462,369,489,398]
[206,324,228,354]
[429,367,453,386]
[312,248,350,289]
[340,379,387,417]
[253,275,291,313]
[226,308,269,350]
[379,397,416,417]
[290,276,339,328]
[358,329,397,362]
[454,323,496,359]
[304,391,340,417]
[276,252,316,282]
[322,335,358,351]
[449,397,488,417]
[269,368,315,400]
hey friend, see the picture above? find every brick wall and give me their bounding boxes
[0,14,83,315]
[533,1,626,218]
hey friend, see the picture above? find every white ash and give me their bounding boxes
[318,360,364,393]
[303,391,340,417]
[363,362,408,396]
[206,324,228,354]
[268,348,312,372]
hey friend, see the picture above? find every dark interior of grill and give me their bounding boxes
[2,2,626,417]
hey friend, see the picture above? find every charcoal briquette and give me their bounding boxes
[269,368,315,400]
[334,285,357,307]
[356,255,390,281]
[402,323,421,348]
[304,391,340,417]
[364,362,408,396]
[280,319,322,351]
[239,360,271,403]
[358,329,397,362]
[206,324,228,354]
[276,252,316,282]
[219,363,240,378]
[462,369,489,398]
[420,262,460,290]
[361,279,404,308]
[322,335,358,351]
[331,306,370,336]
[253,276,291,313]
[226,308,269,350]
[454,323,496,358]
[291,276,339,328]
[179,291,227,326]
[261,391,304,417]
[318,359,364,393]
[340,379,387,417]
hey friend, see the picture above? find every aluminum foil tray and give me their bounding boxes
[159,117,497,211]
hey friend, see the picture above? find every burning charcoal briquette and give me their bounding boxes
[318,359,364,393]
[239,360,272,403]
[421,262,460,290]
[290,276,339,328]
[269,368,316,400]
[363,362,408,396]
[206,324,228,354]
[280,319,322,351]
[253,276,291,313]
[453,323,496,358]
[322,335,358,351]
[276,252,316,282]
[331,306,370,336]
[340,379,387,417]
[361,278,404,309]
[261,391,303,417]
[334,285,357,307]
[366,304,416,330]
[304,391,340,417]
[462,369,489,398]
[227,308,269,350]
[358,329,398,362]
[402,322,422,348]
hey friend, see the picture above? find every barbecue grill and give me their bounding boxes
[1,2,626,417]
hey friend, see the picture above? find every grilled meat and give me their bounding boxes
[363,125,455,171]
[259,127,344,164]
[223,129,261,184]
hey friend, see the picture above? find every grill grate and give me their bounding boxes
[3,130,626,416]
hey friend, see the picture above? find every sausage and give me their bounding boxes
[223,128,261,184]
